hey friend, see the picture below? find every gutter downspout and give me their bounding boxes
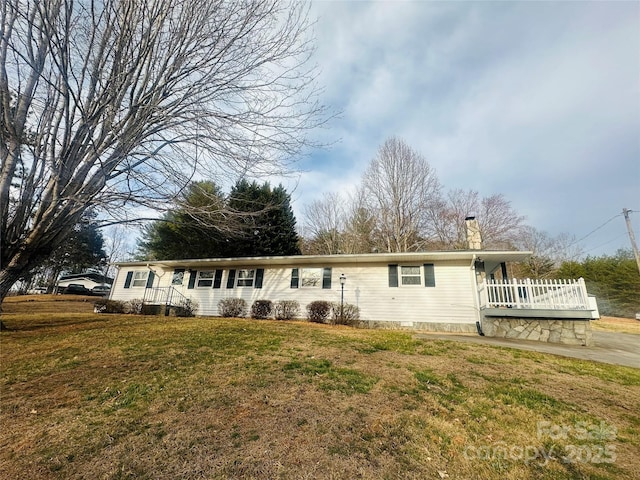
[470,254,484,336]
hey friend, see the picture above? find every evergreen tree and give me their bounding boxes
[137,180,300,259]
[556,249,639,318]
[138,182,228,260]
[227,180,300,256]
[25,213,106,291]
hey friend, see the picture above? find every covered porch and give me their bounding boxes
[476,277,599,346]
[478,277,599,319]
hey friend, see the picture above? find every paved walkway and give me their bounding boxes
[416,331,639,368]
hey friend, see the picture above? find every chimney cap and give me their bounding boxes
[465,216,476,221]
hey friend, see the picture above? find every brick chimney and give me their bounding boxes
[465,216,483,250]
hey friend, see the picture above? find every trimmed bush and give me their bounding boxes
[251,300,273,319]
[306,300,331,323]
[274,300,300,320]
[175,298,198,317]
[93,299,125,314]
[218,298,247,318]
[331,302,361,327]
[124,298,144,314]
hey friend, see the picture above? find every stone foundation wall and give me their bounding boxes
[481,317,593,346]
[361,320,477,333]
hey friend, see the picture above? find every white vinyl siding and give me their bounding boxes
[111,260,478,325]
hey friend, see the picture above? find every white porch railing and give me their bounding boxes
[144,286,190,307]
[479,278,590,310]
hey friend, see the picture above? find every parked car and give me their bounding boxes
[27,287,47,295]
[92,285,111,296]
[63,284,92,295]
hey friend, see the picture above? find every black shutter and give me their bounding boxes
[145,271,155,288]
[213,269,223,289]
[123,271,133,289]
[322,268,332,289]
[226,269,236,289]
[187,270,197,289]
[424,264,435,287]
[290,268,299,288]
[254,268,264,288]
[388,265,398,287]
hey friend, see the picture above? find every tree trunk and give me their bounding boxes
[0,267,23,331]
[0,241,52,330]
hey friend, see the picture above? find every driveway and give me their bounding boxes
[417,331,639,368]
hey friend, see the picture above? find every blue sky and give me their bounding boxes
[283,0,640,257]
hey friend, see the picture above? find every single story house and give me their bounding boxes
[110,248,599,345]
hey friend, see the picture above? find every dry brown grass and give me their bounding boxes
[2,294,97,315]
[1,298,639,480]
[592,316,640,334]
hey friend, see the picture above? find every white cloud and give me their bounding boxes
[298,1,639,255]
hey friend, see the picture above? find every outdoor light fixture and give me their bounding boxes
[339,274,346,323]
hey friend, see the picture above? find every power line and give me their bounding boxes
[567,213,623,248]
[580,232,628,256]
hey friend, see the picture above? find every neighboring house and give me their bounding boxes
[110,246,599,345]
[57,272,113,292]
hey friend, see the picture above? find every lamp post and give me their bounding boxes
[339,273,346,324]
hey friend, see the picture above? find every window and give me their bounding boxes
[300,268,323,287]
[197,270,214,287]
[172,269,185,286]
[237,269,255,287]
[389,264,435,288]
[291,267,332,289]
[132,271,148,287]
[401,266,422,285]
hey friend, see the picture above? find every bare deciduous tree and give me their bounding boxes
[513,226,584,278]
[301,192,347,255]
[362,137,441,252]
[342,188,377,254]
[425,189,525,249]
[0,0,325,310]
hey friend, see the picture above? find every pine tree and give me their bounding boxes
[138,182,228,260]
[227,180,300,257]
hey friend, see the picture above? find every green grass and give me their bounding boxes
[1,305,639,480]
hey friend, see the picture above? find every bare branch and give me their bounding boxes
[1,0,327,301]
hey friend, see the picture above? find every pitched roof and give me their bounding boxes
[115,250,532,269]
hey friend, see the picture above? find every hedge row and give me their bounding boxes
[218,298,300,320]
[217,298,359,326]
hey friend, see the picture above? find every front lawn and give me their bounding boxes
[1,301,638,479]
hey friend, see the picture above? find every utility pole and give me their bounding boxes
[622,208,640,274]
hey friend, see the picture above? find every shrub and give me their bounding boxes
[306,300,331,323]
[331,302,361,327]
[123,298,144,314]
[167,299,199,317]
[274,300,300,320]
[218,298,247,318]
[93,299,125,314]
[177,298,198,317]
[251,300,273,319]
